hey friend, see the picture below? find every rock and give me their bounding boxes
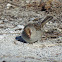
[6,3,12,9]
[6,3,18,9]
[17,25,24,29]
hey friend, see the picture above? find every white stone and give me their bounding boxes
[6,3,12,9]
[7,3,12,7]
[17,25,24,29]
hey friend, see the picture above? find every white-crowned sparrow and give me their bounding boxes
[16,16,53,43]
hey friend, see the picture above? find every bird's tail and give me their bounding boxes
[41,16,53,27]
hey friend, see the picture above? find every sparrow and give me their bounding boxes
[16,16,53,43]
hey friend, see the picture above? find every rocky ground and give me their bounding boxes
[0,0,62,62]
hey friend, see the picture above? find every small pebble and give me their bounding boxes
[17,25,24,29]
[6,3,12,9]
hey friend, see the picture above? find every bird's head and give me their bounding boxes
[24,27,31,38]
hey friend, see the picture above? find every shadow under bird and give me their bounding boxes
[16,16,53,43]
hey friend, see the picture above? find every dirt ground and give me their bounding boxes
[0,0,62,62]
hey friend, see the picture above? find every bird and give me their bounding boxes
[16,16,53,43]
